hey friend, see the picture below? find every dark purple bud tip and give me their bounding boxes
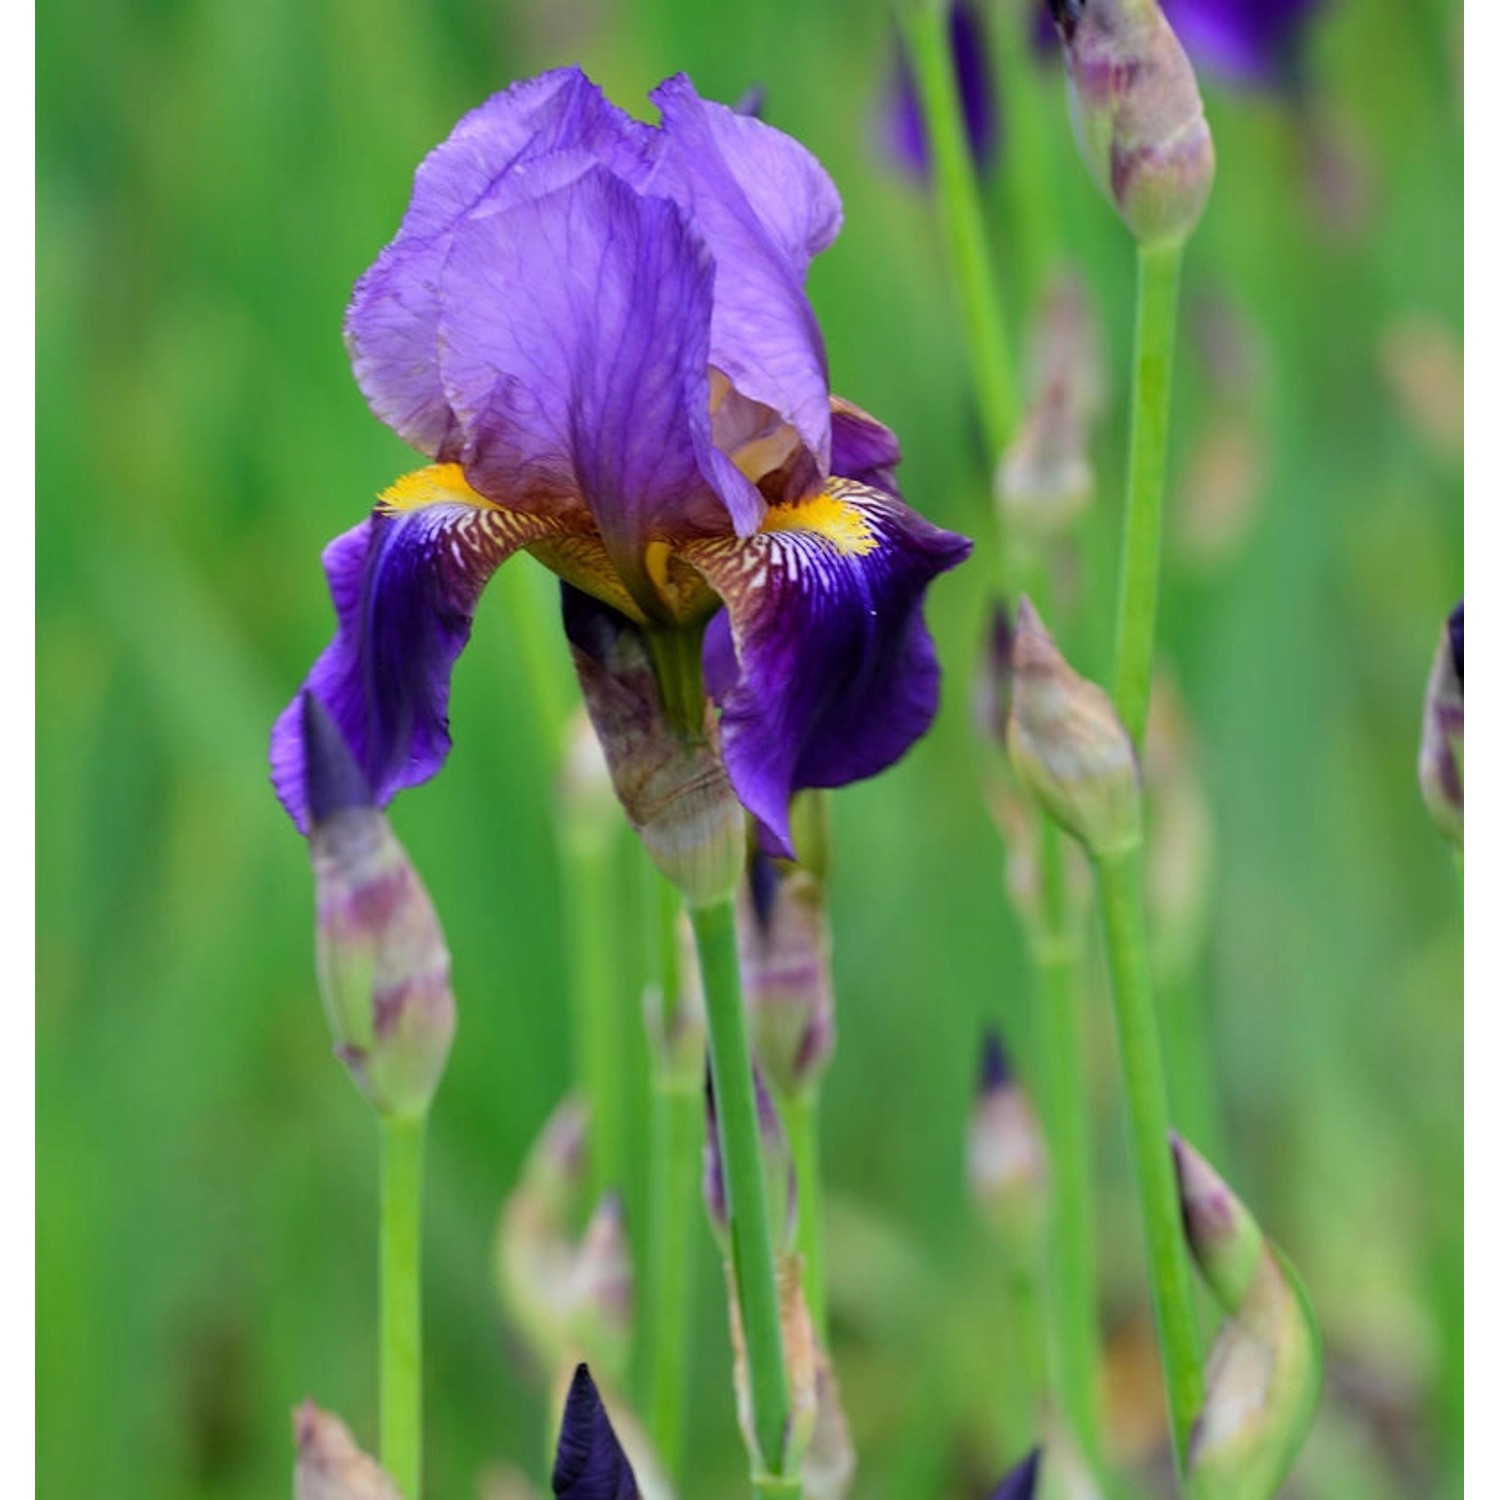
[300,691,373,825]
[1046,0,1084,43]
[978,1026,1013,1094]
[1448,600,1463,685]
[988,1446,1042,1500]
[748,845,782,931]
[552,1364,639,1500]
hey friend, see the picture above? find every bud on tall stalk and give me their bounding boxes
[551,1364,642,1500]
[564,586,745,909]
[1172,1136,1321,1499]
[1006,597,1143,858]
[802,1343,856,1500]
[987,1448,1041,1500]
[966,1029,1050,1263]
[1418,602,1463,848]
[703,1070,797,1258]
[301,693,455,1120]
[293,1403,402,1500]
[1046,0,1216,247]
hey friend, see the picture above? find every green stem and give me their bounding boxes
[563,829,626,1201]
[643,873,699,1477]
[1112,239,1185,746]
[379,1113,425,1500]
[689,899,798,1491]
[643,1075,701,1476]
[1031,818,1105,1472]
[783,1090,826,1339]
[1006,1263,1049,1432]
[903,0,1016,465]
[1092,844,1204,1475]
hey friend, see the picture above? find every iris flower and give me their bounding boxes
[269,68,970,854]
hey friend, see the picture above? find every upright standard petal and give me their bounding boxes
[270,466,559,831]
[551,1365,640,1500]
[687,478,971,854]
[437,167,760,613]
[345,68,652,458]
[649,76,843,487]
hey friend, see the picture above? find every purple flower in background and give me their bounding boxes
[269,69,971,855]
[881,1,999,178]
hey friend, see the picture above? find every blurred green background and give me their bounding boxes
[37,0,1462,1495]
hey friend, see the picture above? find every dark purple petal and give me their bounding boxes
[880,2,999,180]
[269,472,556,832]
[830,395,904,494]
[551,1365,639,1500]
[300,690,374,823]
[687,479,972,855]
[345,68,652,458]
[1449,600,1463,685]
[1162,0,1322,85]
[437,167,759,612]
[988,1447,1041,1500]
[978,1026,1013,1095]
[649,75,842,488]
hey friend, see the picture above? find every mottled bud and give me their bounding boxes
[973,601,1018,751]
[803,1342,856,1500]
[997,378,1094,551]
[552,1365,640,1500]
[563,586,745,909]
[1173,1136,1321,1500]
[1048,0,1215,246]
[726,1256,818,1476]
[703,1068,797,1257]
[701,1074,730,1254]
[303,694,454,1120]
[987,1447,1041,1500]
[1024,269,1107,426]
[293,1402,402,1500]
[966,1028,1049,1262]
[738,850,836,1100]
[1418,602,1463,847]
[498,1100,633,1384]
[1007,597,1142,857]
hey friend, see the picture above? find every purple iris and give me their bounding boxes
[881,1,999,178]
[268,69,971,854]
[552,1364,638,1499]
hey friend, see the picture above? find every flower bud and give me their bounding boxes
[987,1448,1041,1500]
[1418,602,1463,847]
[738,849,835,1101]
[302,693,454,1120]
[566,1193,635,1382]
[726,1255,818,1476]
[1007,597,1142,857]
[1024,269,1107,427]
[1047,0,1215,247]
[704,1068,797,1257]
[552,1364,641,1500]
[973,601,1017,751]
[996,377,1094,553]
[293,1402,402,1500]
[563,586,745,909]
[966,1028,1049,1263]
[1172,1136,1321,1500]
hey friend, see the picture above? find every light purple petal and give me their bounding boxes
[437,167,758,614]
[344,68,653,457]
[648,76,843,498]
[688,479,972,854]
[269,478,555,832]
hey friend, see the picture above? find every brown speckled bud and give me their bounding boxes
[293,1403,402,1500]
[1007,597,1142,857]
[996,375,1094,550]
[1418,602,1463,848]
[1048,0,1215,247]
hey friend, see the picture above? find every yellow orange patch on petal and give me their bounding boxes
[379,463,500,514]
[759,487,880,557]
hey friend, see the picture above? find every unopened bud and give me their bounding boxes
[1418,602,1463,847]
[803,1341,856,1500]
[1007,598,1142,857]
[739,850,835,1100]
[703,1068,797,1257]
[302,693,454,1120]
[966,1029,1049,1261]
[987,1448,1041,1500]
[997,378,1094,551]
[552,1364,641,1500]
[1025,269,1107,426]
[293,1402,402,1500]
[727,1255,818,1476]
[563,585,745,908]
[567,1193,635,1381]
[1047,0,1215,246]
[1172,1136,1321,1500]
[974,601,1017,751]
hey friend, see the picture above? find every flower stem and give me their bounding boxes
[1031,819,1105,1471]
[379,1113,425,1500]
[1092,843,1203,1473]
[1112,238,1185,746]
[783,1090,826,1339]
[689,898,798,1491]
[643,874,700,1478]
[903,0,1016,465]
